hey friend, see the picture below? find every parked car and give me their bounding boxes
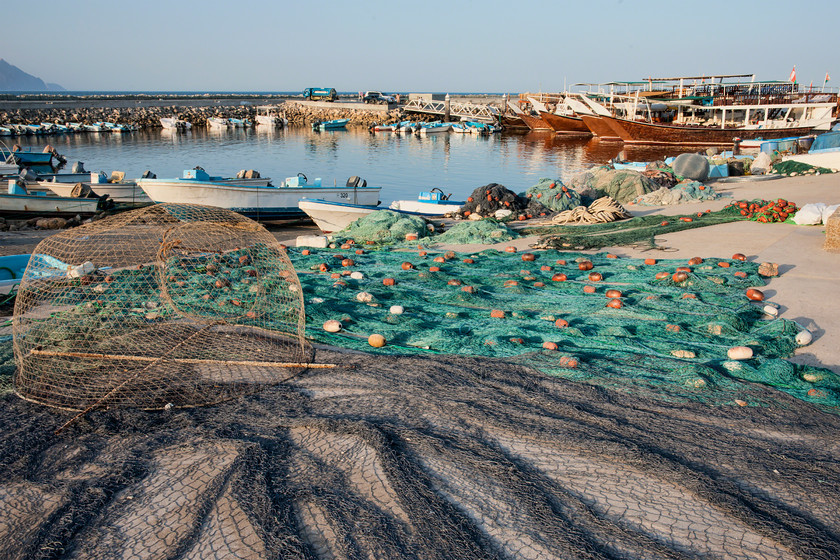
[303,88,338,102]
[363,91,396,104]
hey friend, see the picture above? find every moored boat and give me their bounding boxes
[207,117,230,129]
[538,111,592,136]
[137,169,381,221]
[599,114,818,146]
[160,117,192,130]
[312,119,349,131]
[388,189,464,214]
[517,112,552,132]
[1,179,111,219]
[1,146,55,165]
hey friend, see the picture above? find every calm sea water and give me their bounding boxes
[10,127,690,205]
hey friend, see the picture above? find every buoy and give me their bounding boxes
[644,258,657,265]
[542,341,558,350]
[588,271,603,282]
[796,330,813,346]
[732,253,747,261]
[401,261,414,270]
[727,346,753,360]
[505,246,517,253]
[583,285,596,294]
[356,291,374,303]
[490,309,506,318]
[605,289,622,298]
[578,261,593,271]
[368,334,386,347]
[521,253,536,262]
[763,305,778,317]
[350,271,364,280]
[745,288,764,301]
[382,277,396,286]
[672,271,688,283]
[555,318,569,328]
[551,273,567,282]
[655,271,670,280]
[389,305,404,315]
[323,320,342,333]
[606,298,623,308]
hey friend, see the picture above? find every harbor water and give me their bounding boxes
[8,127,694,205]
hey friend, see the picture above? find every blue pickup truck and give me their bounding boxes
[303,87,338,102]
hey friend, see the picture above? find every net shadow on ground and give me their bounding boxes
[1,349,839,559]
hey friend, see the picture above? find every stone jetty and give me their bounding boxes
[0,100,414,130]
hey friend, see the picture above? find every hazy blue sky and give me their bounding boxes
[3,0,837,92]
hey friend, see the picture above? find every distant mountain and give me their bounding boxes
[0,59,65,91]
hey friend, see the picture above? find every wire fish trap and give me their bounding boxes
[13,203,314,412]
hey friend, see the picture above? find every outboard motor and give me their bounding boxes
[346,176,367,189]
[71,161,86,173]
[141,170,156,179]
[19,168,39,183]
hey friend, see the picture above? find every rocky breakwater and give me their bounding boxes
[0,102,412,129]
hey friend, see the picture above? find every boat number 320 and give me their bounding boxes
[338,192,349,198]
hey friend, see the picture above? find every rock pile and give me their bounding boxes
[0,103,412,130]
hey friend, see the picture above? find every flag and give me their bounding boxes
[827,72,831,83]
[790,66,796,83]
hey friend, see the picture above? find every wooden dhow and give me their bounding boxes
[538,112,592,136]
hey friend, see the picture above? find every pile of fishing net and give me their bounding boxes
[567,167,658,204]
[431,220,518,244]
[11,203,312,412]
[528,206,747,250]
[771,160,836,176]
[550,196,631,224]
[454,183,551,220]
[338,209,432,244]
[632,180,720,206]
[641,167,678,188]
[524,177,581,212]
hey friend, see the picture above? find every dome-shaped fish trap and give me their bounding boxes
[12,203,313,411]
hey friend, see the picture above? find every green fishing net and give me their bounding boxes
[633,181,720,205]
[771,160,835,176]
[287,247,838,410]
[431,220,519,244]
[525,178,581,211]
[338,210,431,244]
[526,206,747,250]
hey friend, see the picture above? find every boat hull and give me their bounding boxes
[39,181,153,204]
[518,113,552,131]
[579,115,623,140]
[137,180,381,221]
[538,112,592,136]
[0,193,103,219]
[388,199,463,214]
[601,115,817,146]
[298,199,381,232]
[0,149,53,165]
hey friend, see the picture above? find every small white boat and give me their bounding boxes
[298,198,383,232]
[138,170,381,221]
[207,117,231,128]
[255,106,287,127]
[417,122,452,135]
[388,189,464,215]
[783,130,840,171]
[160,117,192,130]
[2,179,109,218]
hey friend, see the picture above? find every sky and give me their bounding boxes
[2,0,838,93]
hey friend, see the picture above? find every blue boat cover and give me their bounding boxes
[810,131,840,152]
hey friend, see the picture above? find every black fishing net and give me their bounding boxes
[1,349,839,559]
